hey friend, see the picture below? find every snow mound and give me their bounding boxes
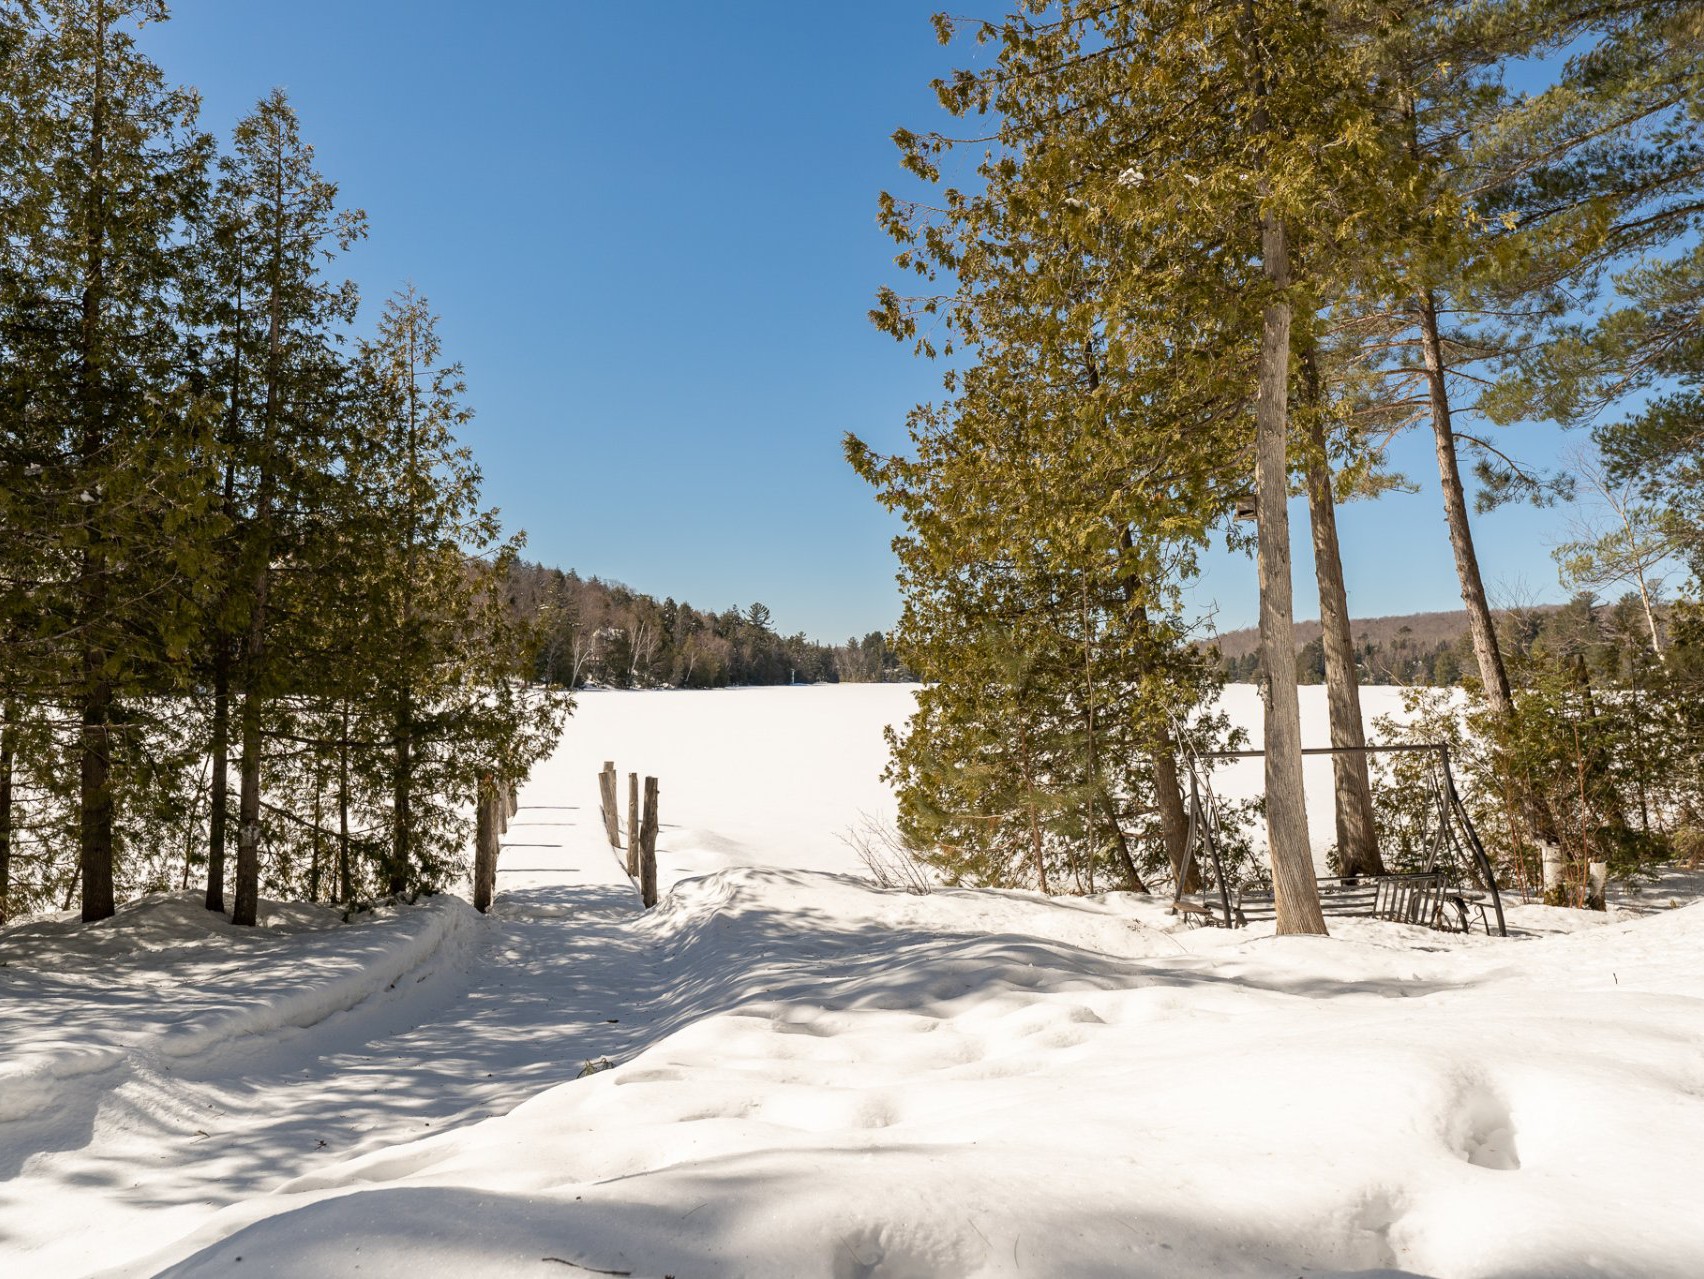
[12,687,1704,1277]
[0,891,345,970]
[0,892,476,1125]
[138,871,1704,1279]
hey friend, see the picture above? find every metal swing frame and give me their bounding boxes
[1174,742,1507,937]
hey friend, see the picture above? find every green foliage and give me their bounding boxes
[0,6,567,920]
[1589,241,1704,587]
[863,0,1704,910]
[0,0,221,919]
[328,288,565,896]
[1366,690,1509,880]
[855,0,1443,897]
[1368,593,1704,899]
[506,564,910,689]
[850,356,1231,893]
[883,611,1228,895]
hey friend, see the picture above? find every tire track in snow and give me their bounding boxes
[1,794,666,1277]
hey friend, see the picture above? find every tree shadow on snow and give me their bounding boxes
[3,866,1484,1249]
[149,1179,1465,1279]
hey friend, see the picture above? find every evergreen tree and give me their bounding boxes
[193,89,365,924]
[0,0,216,920]
[863,2,1431,928]
[346,287,561,895]
[0,5,569,922]
[850,345,1228,894]
[1373,0,1694,710]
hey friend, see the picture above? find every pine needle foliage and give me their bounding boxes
[0,3,566,923]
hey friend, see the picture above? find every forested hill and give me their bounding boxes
[1210,604,1578,686]
[505,561,913,689]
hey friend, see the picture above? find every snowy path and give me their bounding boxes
[126,866,1704,1279]
[0,687,913,1277]
[1,755,667,1275]
[5,686,1704,1278]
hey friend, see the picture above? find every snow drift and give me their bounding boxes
[134,870,1704,1278]
[1,685,1699,1279]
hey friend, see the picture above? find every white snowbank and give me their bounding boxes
[135,869,1704,1279]
[4,684,1702,1279]
[0,892,473,1122]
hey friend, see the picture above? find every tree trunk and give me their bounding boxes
[1636,572,1663,659]
[231,145,290,928]
[0,718,12,924]
[1253,247,1323,933]
[309,773,322,902]
[1080,585,1146,891]
[337,705,352,905]
[1415,291,1559,849]
[232,689,262,926]
[1117,534,1193,893]
[1415,291,1516,719]
[1018,721,1049,895]
[391,705,412,897]
[206,642,230,912]
[1299,358,1383,877]
[208,182,243,915]
[1243,0,1324,935]
[77,0,115,924]
[473,777,498,913]
[1097,789,1149,893]
[1150,742,1196,892]
[80,680,115,923]
[1027,797,1048,895]
[390,307,423,900]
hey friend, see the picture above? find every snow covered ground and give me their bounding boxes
[2,684,1701,1278]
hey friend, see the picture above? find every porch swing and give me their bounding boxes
[1170,742,1508,936]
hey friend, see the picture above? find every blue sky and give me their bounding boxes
[142,1,1590,643]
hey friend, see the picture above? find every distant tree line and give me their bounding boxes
[504,562,913,689]
[0,2,562,927]
[1220,595,1678,691]
[1222,632,1467,688]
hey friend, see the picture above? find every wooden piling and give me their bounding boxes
[1541,841,1565,904]
[640,776,659,908]
[474,776,499,914]
[626,772,640,877]
[598,762,620,848]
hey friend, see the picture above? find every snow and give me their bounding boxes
[516,683,904,885]
[3,684,1702,1278]
[1204,683,1457,862]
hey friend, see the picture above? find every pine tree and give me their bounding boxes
[865,2,1432,929]
[191,89,364,924]
[1377,0,1703,857]
[345,287,561,896]
[0,0,216,921]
